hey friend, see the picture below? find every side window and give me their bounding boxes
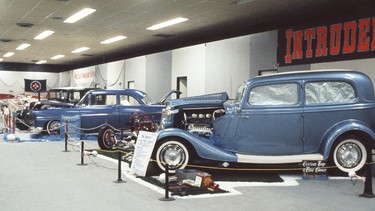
[249,83,298,106]
[305,81,356,105]
[72,91,81,101]
[120,95,141,106]
[91,94,116,105]
[105,95,117,105]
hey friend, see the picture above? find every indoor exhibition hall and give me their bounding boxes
[0,0,375,210]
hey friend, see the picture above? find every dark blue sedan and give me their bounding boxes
[30,89,176,143]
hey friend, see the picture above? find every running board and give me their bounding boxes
[236,153,323,164]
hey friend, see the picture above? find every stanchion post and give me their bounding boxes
[159,164,175,201]
[77,141,87,166]
[63,119,69,152]
[114,150,126,183]
[12,112,15,134]
[359,163,375,198]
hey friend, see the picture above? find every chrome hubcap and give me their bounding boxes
[336,142,362,168]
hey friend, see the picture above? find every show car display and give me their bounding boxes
[16,87,96,130]
[151,70,375,174]
[29,89,179,146]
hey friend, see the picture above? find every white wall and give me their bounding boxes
[106,60,125,89]
[311,59,375,83]
[0,71,61,95]
[59,71,71,87]
[145,51,172,101]
[124,56,146,92]
[172,44,206,97]
[249,30,278,78]
[206,36,250,98]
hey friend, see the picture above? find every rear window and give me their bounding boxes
[305,81,356,105]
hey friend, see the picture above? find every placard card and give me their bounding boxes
[302,160,328,180]
[130,131,158,177]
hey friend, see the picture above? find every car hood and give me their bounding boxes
[168,92,229,108]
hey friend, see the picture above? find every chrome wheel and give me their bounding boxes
[98,127,117,150]
[156,139,189,173]
[333,138,367,173]
[47,120,60,135]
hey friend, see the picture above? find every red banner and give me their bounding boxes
[278,15,375,66]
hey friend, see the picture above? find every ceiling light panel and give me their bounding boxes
[71,47,90,53]
[36,60,47,64]
[34,30,55,40]
[51,54,65,60]
[4,52,15,57]
[0,58,3,62]
[147,17,188,30]
[16,43,31,50]
[100,35,127,44]
[64,8,96,23]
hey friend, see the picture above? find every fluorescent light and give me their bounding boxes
[100,35,127,44]
[34,30,55,40]
[235,0,254,5]
[0,58,3,62]
[147,17,188,30]
[36,60,47,64]
[4,52,15,57]
[64,8,96,23]
[16,43,31,50]
[51,54,65,60]
[71,47,90,53]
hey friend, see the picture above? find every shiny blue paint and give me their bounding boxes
[157,70,375,164]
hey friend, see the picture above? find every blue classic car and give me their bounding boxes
[30,89,178,147]
[153,70,375,174]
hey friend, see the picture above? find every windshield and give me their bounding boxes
[234,84,246,103]
[76,93,89,107]
[142,93,154,105]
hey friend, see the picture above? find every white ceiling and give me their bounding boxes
[0,0,373,72]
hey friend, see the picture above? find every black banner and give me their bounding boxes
[278,15,375,66]
[24,79,47,92]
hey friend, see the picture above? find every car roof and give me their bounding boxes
[87,89,146,97]
[49,87,98,91]
[245,69,375,102]
[247,69,369,84]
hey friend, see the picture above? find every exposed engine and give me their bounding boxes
[181,108,225,137]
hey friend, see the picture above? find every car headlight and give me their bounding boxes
[160,108,179,129]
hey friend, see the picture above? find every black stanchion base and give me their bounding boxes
[159,197,175,201]
[359,193,375,198]
[77,163,88,166]
[113,179,126,183]
[62,150,70,152]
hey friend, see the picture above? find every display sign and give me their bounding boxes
[73,67,95,87]
[130,131,158,177]
[302,160,328,180]
[278,15,375,66]
[60,114,81,141]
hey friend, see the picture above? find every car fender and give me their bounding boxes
[157,128,237,162]
[321,120,375,159]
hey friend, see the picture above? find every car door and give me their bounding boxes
[232,82,304,155]
[303,80,358,153]
[79,94,119,133]
[117,94,144,130]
